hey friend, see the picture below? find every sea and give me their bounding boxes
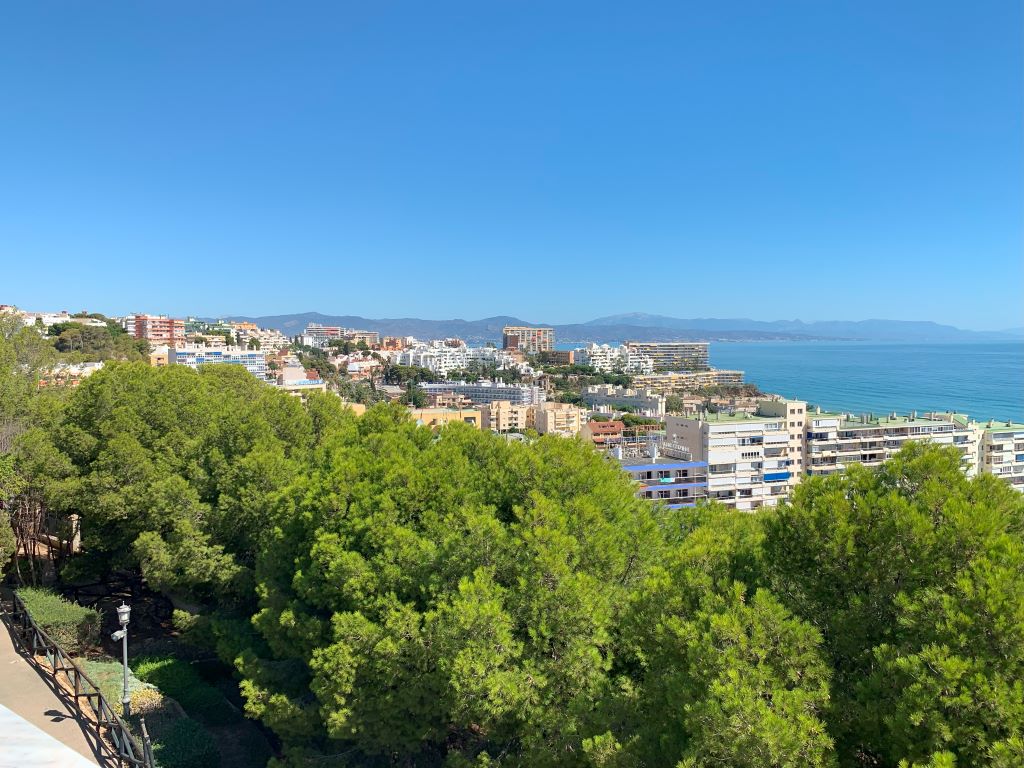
[557,341,1024,423]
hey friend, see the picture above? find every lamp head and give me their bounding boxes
[116,603,131,626]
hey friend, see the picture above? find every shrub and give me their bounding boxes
[0,510,15,578]
[134,655,237,726]
[152,717,219,768]
[16,587,100,654]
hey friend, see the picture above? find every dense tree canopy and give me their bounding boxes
[1,351,1021,768]
[763,446,1024,767]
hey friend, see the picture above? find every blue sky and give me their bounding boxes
[1,2,1021,329]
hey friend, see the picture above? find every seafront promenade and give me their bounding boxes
[0,597,103,766]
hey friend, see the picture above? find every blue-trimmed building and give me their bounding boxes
[170,347,269,379]
[620,457,709,509]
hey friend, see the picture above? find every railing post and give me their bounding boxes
[141,716,154,768]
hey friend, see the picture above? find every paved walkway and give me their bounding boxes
[0,608,103,766]
[0,703,98,767]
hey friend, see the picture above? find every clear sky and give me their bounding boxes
[1,2,1021,329]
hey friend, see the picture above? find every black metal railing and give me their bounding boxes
[7,591,154,767]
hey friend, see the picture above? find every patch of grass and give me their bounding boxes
[134,655,239,726]
[79,657,150,706]
[16,587,101,654]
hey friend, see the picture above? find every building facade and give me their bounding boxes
[804,410,982,478]
[624,342,709,372]
[581,419,625,446]
[573,344,654,374]
[632,369,745,393]
[418,381,546,406]
[621,457,709,509]
[533,402,586,436]
[480,400,534,433]
[978,420,1024,490]
[502,326,554,354]
[665,402,805,511]
[409,408,482,430]
[394,342,527,378]
[582,384,666,418]
[170,346,269,378]
[349,331,380,347]
[134,315,185,346]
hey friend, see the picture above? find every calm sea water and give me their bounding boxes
[708,342,1023,423]
[559,341,1024,423]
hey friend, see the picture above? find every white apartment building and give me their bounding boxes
[582,384,666,418]
[632,369,746,393]
[573,344,654,374]
[979,420,1024,491]
[624,342,709,372]
[534,402,586,437]
[394,342,528,378]
[804,410,982,478]
[665,401,805,511]
[170,346,270,379]
[418,381,546,406]
[233,325,290,351]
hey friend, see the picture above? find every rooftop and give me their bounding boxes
[687,411,786,424]
[981,420,1024,432]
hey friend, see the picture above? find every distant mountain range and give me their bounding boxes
[222,311,1021,344]
[585,313,1021,342]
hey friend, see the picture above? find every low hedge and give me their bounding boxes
[16,587,101,654]
[153,717,220,768]
[134,655,237,726]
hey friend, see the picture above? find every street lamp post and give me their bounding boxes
[111,602,131,718]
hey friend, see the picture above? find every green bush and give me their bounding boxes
[134,655,236,726]
[152,717,219,768]
[16,587,100,654]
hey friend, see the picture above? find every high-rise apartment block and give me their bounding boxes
[665,401,804,511]
[502,326,554,354]
[979,420,1024,491]
[624,342,709,372]
[134,315,185,346]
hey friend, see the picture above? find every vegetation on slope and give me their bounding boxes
[1,322,1022,767]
